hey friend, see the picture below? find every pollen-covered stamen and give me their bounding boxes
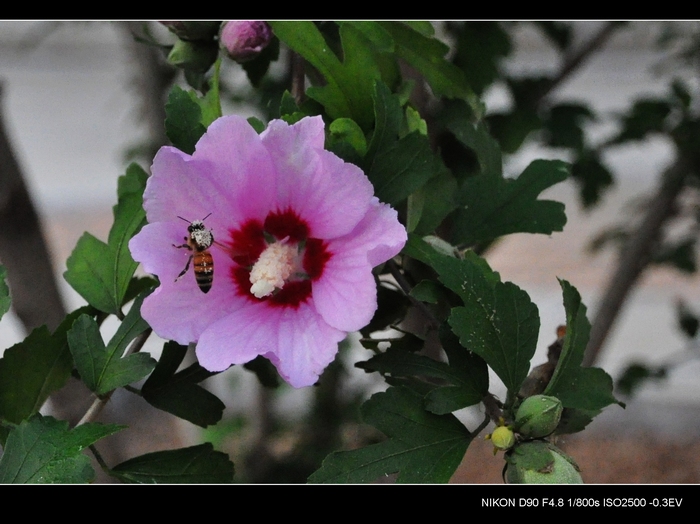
[249,241,302,298]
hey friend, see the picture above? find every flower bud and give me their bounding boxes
[489,425,515,452]
[505,441,582,484]
[219,21,272,63]
[167,38,219,74]
[160,21,221,42]
[515,394,563,438]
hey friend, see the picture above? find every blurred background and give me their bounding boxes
[1,21,700,482]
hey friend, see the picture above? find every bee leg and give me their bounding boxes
[175,255,193,281]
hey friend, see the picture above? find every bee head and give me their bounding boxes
[188,221,206,233]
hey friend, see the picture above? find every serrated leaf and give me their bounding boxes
[106,292,150,357]
[64,233,119,315]
[110,443,233,484]
[0,415,123,483]
[309,387,474,483]
[270,22,381,129]
[68,309,155,396]
[451,22,512,96]
[425,326,489,414]
[164,85,206,154]
[117,163,148,200]
[442,98,502,178]
[0,265,9,320]
[340,21,394,52]
[543,280,620,411]
[64,170,146,315]
[0,310,84,443]
[410,244,538,395]
[364,82,444,206]
[358,327,488,415]
[378,22,481,114]
[142,342,224,427]
[451,159,569,246]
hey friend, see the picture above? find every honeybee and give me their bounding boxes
[173,213,215,293]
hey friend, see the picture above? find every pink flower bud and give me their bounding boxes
[219,21,272,63]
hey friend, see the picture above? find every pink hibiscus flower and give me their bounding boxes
[129,115,407,387]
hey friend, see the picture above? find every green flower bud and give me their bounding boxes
[490,425,515,452]
[515,394,563,438]
[167,38,219,74]
[505,441,582,484]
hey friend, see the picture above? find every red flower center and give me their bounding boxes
[226,209,331,308]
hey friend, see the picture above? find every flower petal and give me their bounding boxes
[191,115,279,227]
[313,199,407,331]
[196,301,345,387]
[261,116,375,239]
[129,222,243,344]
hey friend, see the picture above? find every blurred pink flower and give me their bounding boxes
[129,115,406,387]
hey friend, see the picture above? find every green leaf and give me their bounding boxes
[571,151,614,208]
[544,280,620,411]
[652,238,696,273]
[0,415,123,483]
[610,99,671,144]
[426,326,489,414]
[378,22,481,115]
[0,265,10,321]
[270,21,381,129]
[410,169,458,235]
[442,98,502,178]
[64,166,146,315]
[450,22,512,96]
[358,327,488,414]
[64,234,119,315]
[542,103,595,151]
[117,163,148,200]
[68,306,155,397]
[308,387,475,483]
[359,284,411,338]
[616,363,666,397]
[364,82,444,205]
[329,117,367,156]
[110,443,234,484]
[410,280,443,304]
[0,310,83,442]
[142,342,224,427]
[340,21,394,52]
[404,237,537,395]
[451,159,569,246]
[677,300,699,339]
[242,37,280,87]
[164,85,206,154]
[443,254,540,395]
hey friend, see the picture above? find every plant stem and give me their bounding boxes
[584,156,690,366]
